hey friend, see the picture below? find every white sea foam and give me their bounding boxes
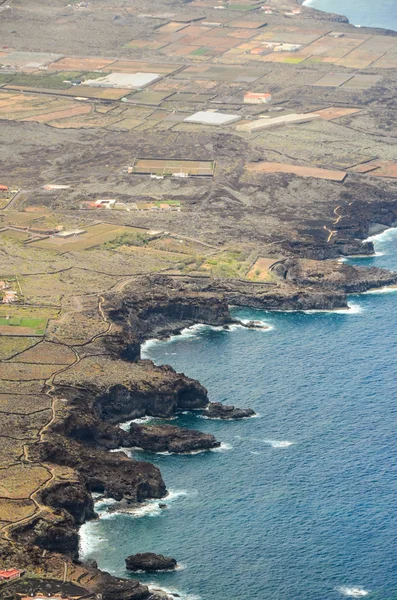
[142,320,273,356]
[264,439,295,449]
[364,226,397,243]
[148,583,201,600]
[363,286,397,295]
[155,442,232,455]
[334,303,363,315]
[79,523,107,557]
[303,302,363,315]
[118,489,189,519]
[336,586,370,597]
[237,319,273,331]
[200,411,259,421]
[211,442,233,452]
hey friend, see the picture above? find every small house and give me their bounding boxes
[244,92,272,105]
[0,568,23,580]
[3,290,18,304]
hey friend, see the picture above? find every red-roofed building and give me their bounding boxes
[0,185,8,192]
[244,92,272,105]
[0,568,23,580]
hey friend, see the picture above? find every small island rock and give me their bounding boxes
[125,552,177,572]
[129,423,220,453]
[205,402,256,420]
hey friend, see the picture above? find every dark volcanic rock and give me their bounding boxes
[129,423,220,453]
[105,275,233,346]
[12,513,80,558]
[94,366,209,423]
[39,479,95,525]
[125,553,177,572]
[205,402,256,420]
[34,435,166,503]
[95,571,152,600]
[274,259,397,293]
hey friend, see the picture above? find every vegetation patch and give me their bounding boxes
[0,336,38,360]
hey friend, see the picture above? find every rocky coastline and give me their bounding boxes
[2,243,397,600]
[3,2,397,593]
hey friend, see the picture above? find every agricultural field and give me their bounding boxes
[247,257,279,281]
[0,306,59,337]
[30,224,137,252]
[0,337,38,360]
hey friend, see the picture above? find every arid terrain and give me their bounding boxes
[0,0,397,598]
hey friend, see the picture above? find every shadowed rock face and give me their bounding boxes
[273,259,397,293]
[106,276,233,347]
[205,402,256,420]
[94,366,209,423]
[39,480,95,525]
[125,553,177,572]
[129,423,220,453]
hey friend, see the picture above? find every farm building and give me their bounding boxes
[244,92,272,104]
[83,72,161,89]
[0,185,8,192]
[3,290,18,303]
[236,112,321,132]
[56,229,86,238]
[274,43,301,52]
[94,199,116,209]
[184,111,241,126]
[0,568,23,580]
[131,158,215,178]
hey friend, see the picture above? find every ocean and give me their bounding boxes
[303,0,397,31]
[80,227,397,600]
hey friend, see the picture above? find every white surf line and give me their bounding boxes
[141,320,273,356]
[301,302,363,315]
[364,226,397,243]
[148,583,201,600]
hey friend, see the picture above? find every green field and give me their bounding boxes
[0,317,48,335]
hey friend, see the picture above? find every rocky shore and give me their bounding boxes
[3,250,397,600]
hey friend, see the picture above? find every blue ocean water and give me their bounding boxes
[80,229,397,600]
[304,0,397,31]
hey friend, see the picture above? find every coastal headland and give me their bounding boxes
[1,0,397,597]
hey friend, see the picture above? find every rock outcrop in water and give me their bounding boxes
[129,423,220,453]
[125,553,177,572]
[205,402,256,420]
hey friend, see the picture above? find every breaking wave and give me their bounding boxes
[364,226,397,243]
[336,586,370,597]
[148,583,201,600]
[303,302,363,315]
[263,440,295,449]
[363,286,397,295]
[211,442,233,452]
[118,416,155,431]
[141,321,272,356]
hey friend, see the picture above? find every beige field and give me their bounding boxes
[247,257,279,281]
[0,362,63,380]
[0,465,51,499]
[0,499,37,522]
[12,341,76,364]
[0,337,38,360]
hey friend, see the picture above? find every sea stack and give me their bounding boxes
[125,553,177,572]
